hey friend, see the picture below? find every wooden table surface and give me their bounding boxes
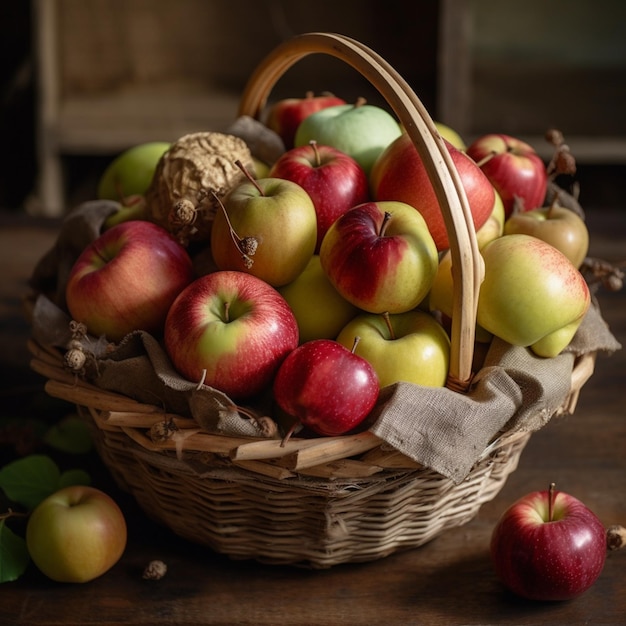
[0,210,624,626]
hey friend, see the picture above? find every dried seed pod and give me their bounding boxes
[142,560,168,580]
[145,131,254,245]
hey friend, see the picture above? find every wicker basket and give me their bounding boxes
[28,33,597,568]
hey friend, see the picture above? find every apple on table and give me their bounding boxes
[370,133,496,251]
[26,486,127,583]
[319,200,439,315]
[336,310,450,388]
[466,133,547,217]
[210,171,317,288]
[273,338,379,438]
[294,98,402,176]
[269,140,370,252]
[265,91,347,150]
[491,483,607,601]
[65,220,195,342]
[164,270,299,400]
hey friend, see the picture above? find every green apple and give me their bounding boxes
[476,188,505,249]
[294,99,402,175]
[477,234,591,357]
[279,255,359,344]
[210,177,317,287]
[503,203,589,268]
[336,310,450,388]
[26,486,127,583]
[435,121,466,151]
[97,141,170,201]
[319,201,439,314]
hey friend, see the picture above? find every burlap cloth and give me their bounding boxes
[29,201,621,483]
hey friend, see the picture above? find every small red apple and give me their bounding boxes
[265,91,347,149]
[269,141,370,252]
[66,220,195,342]
[370,133,495,251]
[490,483,607,601]
[273,338,379,437]
[466,133,547,217]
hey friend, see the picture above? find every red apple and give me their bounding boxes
[265,91,347,149]
[66,220,195,342]
[466,133,547,217]
[26,486,127,583]
[164,270,299,399]
[371,133,495,251]
[319,200,439,314]
[269,141,370,252]
[491,484,607,601]
[273,338,379,437]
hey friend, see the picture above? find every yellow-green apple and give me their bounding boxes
[491,484,607,601]
[279,255,359,344]
[370,133,495,251]
[503,202,589,268]
[466,133,547,217]
[65,220,195,342]
[164,270,299,399]
[319,201,439,314]
[294,99,402,176]
[427,251,493,343]
[97,141,170,202]
[435,121,466,150]
[336,310,450,388]
[476,189,505,249]
[477,234,590,357]
[26,486,127,583]
[210,176,317,287]
[273,338,379,436]
[268,141,370,252]
[265,91,346,149]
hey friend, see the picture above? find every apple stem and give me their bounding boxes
[235,159,265,196]
[382,312,396,340]
[379,211,393,237]
[474,150,497,168]
[309,140,321,167]
[548,482,556,522]
[223,301,231,323]
[211,191,257,269]
[351,336,361,354]
[280,421,299,447]
[354,96,367,108]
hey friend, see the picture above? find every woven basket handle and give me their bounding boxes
[238,32,484,391]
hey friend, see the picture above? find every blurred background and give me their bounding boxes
[1,0,624,216]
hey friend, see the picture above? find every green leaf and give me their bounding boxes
[43,414,93,454]
[0,455,61,510]
[58,469,91,489]
[0,520,30,583]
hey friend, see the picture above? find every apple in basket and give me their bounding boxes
[466,133,547,217]
[210,171,317,287]
[370,133,496,251]
[265,91,347,150]
[164,270,299,399]
[503,201,589,268]
[490,483,607,601]
[477,233,591,357]
[26,486,127,583]
[273,338,379,437]
[336,310,450,388]
[319,200,439,314]
[268,141,370,252]
[65,220,195,342]
[278,255,359,344]
[294,98,403,176]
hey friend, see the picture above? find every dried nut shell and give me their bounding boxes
[145,131,254,245]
